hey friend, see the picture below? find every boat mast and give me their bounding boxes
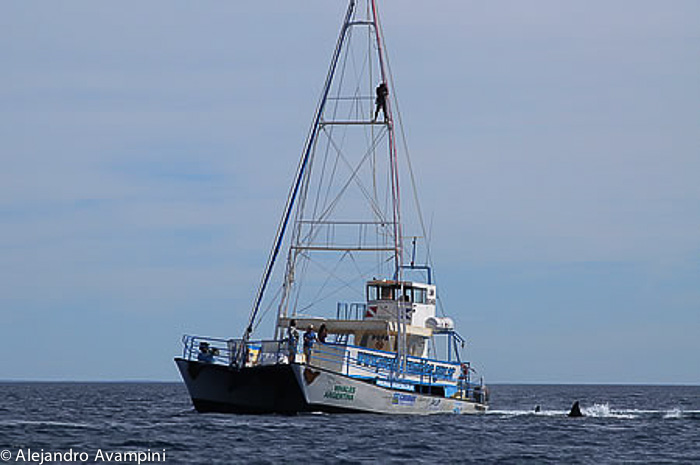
[240,0,357,354]
[369,0,407,374]
[275,0,405,338]
[370,0,403,279]
[240,0,406,364]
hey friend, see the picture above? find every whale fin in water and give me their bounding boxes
[568,401,584,417]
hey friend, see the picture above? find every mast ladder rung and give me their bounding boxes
[298,220,396,225]
[348,20,375,27]
[320,121,389,126]
[291,246,398,252]
[327,96,374,101]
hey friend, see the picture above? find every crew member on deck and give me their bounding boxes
[303,325,317,363]
[197,342,214,363]
[287,319,299,362]
[318,323,328,344]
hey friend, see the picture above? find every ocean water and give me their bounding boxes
[1,383,698,464]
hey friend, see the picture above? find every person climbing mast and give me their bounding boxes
[374,82,389,121]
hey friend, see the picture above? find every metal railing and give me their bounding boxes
[182,335,233,365]
[181,334,486,403]
[182,335,288,367]
[308,342,485,401]
[336,302,367,320]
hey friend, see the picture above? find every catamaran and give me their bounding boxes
[175,0,488,414]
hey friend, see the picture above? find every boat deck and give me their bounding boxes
[180,334,486,404]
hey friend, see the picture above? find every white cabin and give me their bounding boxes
[280,279,441,359]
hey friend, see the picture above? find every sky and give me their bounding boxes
[1,1,698,383]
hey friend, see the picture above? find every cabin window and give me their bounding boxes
[369,284,418,301]
[380,286,394,300]
[367,285,379,301]
[414,288,426,304]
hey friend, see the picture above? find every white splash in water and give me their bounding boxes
[487,404,697,419]
[663,408,682,419]
[486,409,568,417]
[582,403,636,419]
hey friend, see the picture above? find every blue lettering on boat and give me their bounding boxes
[356,352,456,380]
[392,392,417,406]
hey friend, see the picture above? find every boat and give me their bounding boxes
[175,0,488,415]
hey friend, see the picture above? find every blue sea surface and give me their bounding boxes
[1,383,698,463]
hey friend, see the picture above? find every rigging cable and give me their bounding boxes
[376,5,451,319]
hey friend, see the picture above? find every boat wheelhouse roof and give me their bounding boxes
[366,279,433,289]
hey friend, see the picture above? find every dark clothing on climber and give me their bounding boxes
[374,83,389,121]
